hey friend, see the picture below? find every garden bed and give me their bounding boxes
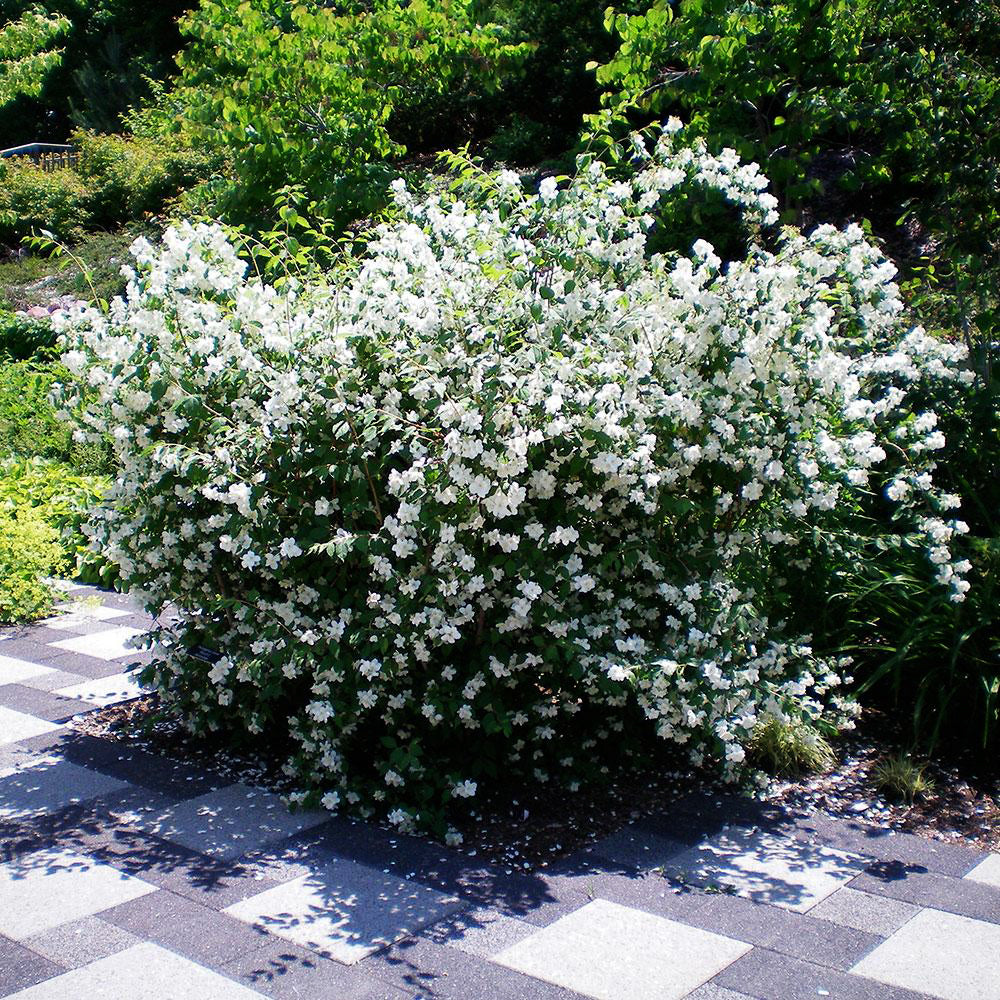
[76,696,1000,864]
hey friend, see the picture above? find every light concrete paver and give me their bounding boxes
[224,854,464,964]
[5,942,269,999]
[0,706,62,745]
[424,907,538,958]
[0,848,158,939]
[0,754,129,819]
[807,886,921,937]
[53,669,147,708]
[38,608,132,631]
[0,656,55,685]
[663,827,863,912]
[851,906,1000,1000]
[48,627,146,662]
[118,783,328,860]
[493,898,751,1000]
[964,853,1000,890]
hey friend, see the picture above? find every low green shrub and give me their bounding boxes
[0,311,57,360]
[0,360,110,471]
[872,753,935,803]
[0,133,217,248]
[746,718,836,778]
[0,160,92,246]
[72,129,219,230]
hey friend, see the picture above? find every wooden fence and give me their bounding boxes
[0,143,80,172]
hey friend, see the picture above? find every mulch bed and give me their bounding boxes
[75,697,999,867]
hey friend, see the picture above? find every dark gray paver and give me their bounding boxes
[849,865,1000,924]
[27,650,127,679]
[16,671,88,694]
[0,937,63,995]
[0,636,72,663]
[0,753,128,820]
[0,686,88,723]
[692,890,883,970]
[221,938,411,1000]
[786,812,987,877]
[712,947,932,1000]
[35,618,127,637]
[56,733,225,798]
[634,793,784,845]
[21,916,140,969]
[121,783,328,860]
[686,985,756,1000]
[99,889,270,967]
[586,825,688,872]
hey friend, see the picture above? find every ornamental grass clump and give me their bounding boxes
[54,123,971,839]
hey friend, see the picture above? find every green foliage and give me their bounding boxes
[0,0,193,142]
[594,1,1000,269]
[71,129,220,228]
[821,369,1000,752]
[0,132,217,247]
[177,0,532,229]
[0,5,70,110]
[0,158,91,245]
[593,0,1000,755]
[0,310,56,360]
[389,0,645,165]
[0,510,67,624]
[746,717,836,778]
[0,359,110,471]
[872,752,935,803]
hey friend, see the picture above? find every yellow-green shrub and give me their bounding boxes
[0,511,68,624]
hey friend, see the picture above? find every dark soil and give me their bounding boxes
[75,697,999,867]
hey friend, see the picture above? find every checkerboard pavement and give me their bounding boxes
[2,585,999,999]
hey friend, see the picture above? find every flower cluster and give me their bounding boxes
[55,124,969,837]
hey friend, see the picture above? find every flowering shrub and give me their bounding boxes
[55,124,971,838]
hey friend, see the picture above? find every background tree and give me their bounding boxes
[0,0,193,144]
[176,0,532,229]
[0,6,69,113]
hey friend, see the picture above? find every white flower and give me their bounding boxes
[538,176,558,202]
[279,537,303,558]
[452,779,477,798]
